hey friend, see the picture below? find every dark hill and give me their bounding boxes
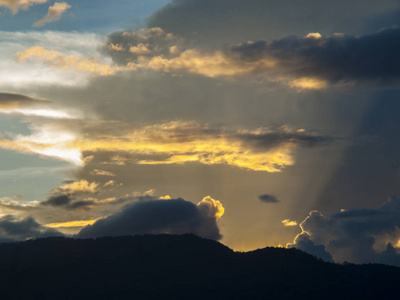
[0,234,399,299]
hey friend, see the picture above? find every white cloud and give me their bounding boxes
[0,31,105,88]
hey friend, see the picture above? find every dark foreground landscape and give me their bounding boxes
[1,234,399,299]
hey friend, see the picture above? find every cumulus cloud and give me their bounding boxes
[0,0,48,14]
[288,197,400,266]
[0,215,61,242]
[288,231,333,262]
[77,196,224,240]
[258,194,278,203]
[33,2,71,27]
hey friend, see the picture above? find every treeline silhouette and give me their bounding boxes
[0,234,399,299]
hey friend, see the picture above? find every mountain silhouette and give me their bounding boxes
[0,234,399,299]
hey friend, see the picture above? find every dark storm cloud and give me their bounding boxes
[258,194,278,203]
[148,0,399,47]
[0,215,62,242]
[289,197,400,266]
[227,28,400,87]
[78,197,223,240]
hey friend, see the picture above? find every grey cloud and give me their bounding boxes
[258,194,278,203]
[67,200,96,210]
[0,215,62,242]
[40,195,95,210]
[288,232,333,262]
[41,180,99,210]
[0,93,49,108]
[290,197,400,266]
[78,198,222,240]
[104,27,400,88]
[236,129,334,151]
[226,28,400,87]
[42,194,71,207]
[148,0,399,47]
[105,28,183,65]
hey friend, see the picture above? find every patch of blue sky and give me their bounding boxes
[0,0,170,32]
[0,147,73,201]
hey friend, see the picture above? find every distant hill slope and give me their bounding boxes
[0,234,399,299]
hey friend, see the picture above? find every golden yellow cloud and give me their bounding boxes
[17,46,125,76]
[46,218,100,228]
[197,196,224,220]
[304,32,322,39]
[0,120,326,172]
[282,219,298,227]
[90,169,116,177]
[288,77,328,90]
[57,180,98,194]
[140,49,277,78]
[33,1,71,27]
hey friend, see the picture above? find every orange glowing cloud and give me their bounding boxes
[33,2,71,27]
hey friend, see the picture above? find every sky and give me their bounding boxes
[2,0,400,266]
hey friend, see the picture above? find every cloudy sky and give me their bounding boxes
[2,0,400,266]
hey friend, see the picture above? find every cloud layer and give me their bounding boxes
[17,26,400,90]
[148,0,399,46]
[101,27,400,89]
[0,119,333,172]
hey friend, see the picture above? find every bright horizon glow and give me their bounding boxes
[0,108,78,119]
